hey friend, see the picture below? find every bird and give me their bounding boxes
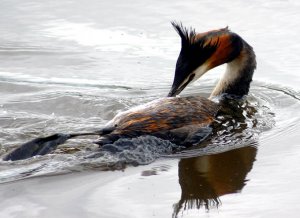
[3,22,256,161]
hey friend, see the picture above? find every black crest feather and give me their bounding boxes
[171,21,220,55]
[171,21,196,47]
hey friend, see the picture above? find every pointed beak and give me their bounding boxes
[167,86,178,97]
[167,73,195,97]
[167,82,187,97]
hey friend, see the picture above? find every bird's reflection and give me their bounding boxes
[170,96,268,217]
[173,145,257,217]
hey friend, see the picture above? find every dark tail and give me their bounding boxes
[3,128,114,161]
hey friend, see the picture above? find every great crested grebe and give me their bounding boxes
[3,22,256,161]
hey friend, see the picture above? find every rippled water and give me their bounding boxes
[1,0,300,217]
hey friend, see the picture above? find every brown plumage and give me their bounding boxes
[98,96,219,145]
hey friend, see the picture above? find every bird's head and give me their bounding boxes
[168,22,243,97]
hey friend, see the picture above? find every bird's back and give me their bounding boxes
[99,96,220,145]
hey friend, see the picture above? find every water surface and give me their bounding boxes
[1,0,300,217]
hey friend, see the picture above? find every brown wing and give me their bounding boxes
[105,96,219,140]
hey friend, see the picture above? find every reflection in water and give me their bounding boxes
[172,97,261,217]
[173,146,257,217]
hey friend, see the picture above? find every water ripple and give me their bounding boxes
[0,81,300,183]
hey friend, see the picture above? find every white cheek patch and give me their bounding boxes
[191,63,209,83]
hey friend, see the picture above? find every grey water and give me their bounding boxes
[1,0,300,217]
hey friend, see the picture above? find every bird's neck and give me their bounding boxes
[210,42,256,98]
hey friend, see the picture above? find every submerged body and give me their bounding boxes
[3,23,256,161]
